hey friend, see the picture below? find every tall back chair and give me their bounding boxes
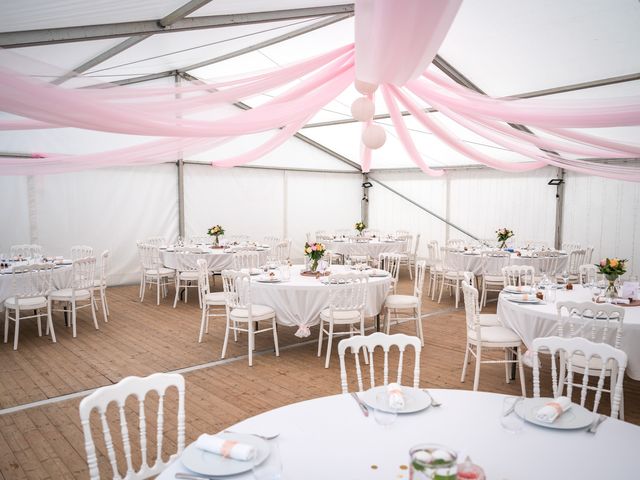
[146,237,166,247]
[584,245,595,264]
[480,251,510,308]
[187,235,210,245]
[532,336,627,419]
[384,261,427,344]
[79,373,186,480]
[263,236,280,248]
[426,240,442,298]
[447,239,465,249]
[317,273,369,368]
[233,251,261,270]
[535,250,562,278]
[4,263,55,350]
[10,244,43,258]
[502,265,535,287]
[138,244,175,305]
[437,247,464,308]
[196,259,226,343]
[274,240,290,263]
[338,333,422,393]
[92,250,110,322]
[566,249,587,278]
[221,270,279,366]
[378,253,401,293]
[562,242,581,253]
[71,245,94,261]
[173,251,200,309]
[578,264,598,285]
[399,233,420,279]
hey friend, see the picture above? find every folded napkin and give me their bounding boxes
[507,293,536,302]
[535,396,571,423]
[596,296,631,305]
[195,434,255,461]
[386,382,405,409]
[504,285,534,294]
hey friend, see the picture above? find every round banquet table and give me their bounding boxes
[498,285,640,380]
[450,250,568,275]
[158,388,640,480]
[250,265,392,337]
[160,247,269,271]
[0,262,73,312]
[326,239,406,258]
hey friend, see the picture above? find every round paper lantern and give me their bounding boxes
[354,79,378,95]
[350,97,375,122]
[362,124,386,149]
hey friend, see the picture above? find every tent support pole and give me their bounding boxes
[361,173,369,225]
[176,73,186,239]
[554,168,566,250]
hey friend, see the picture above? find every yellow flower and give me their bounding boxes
[305,247,312,254]
[610,258,618,268]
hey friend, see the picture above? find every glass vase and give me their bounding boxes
[604,274,619,302]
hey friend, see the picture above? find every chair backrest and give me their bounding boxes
[461,281,481,335]
[532,336,626,418]
[187,235,210,246]
[411,233,421,256]
[196,258,210,300]
[441,247,462,271]
[447,238,465,249]
[79,373,186,480]
[523,240,548,250]
[233,251,261,270]
[72,257,96,290]
[71,245,94,261]
[502,265,535,287]
[274,240,290,263]
[326,272,368,312]
[426,240,440,266]
[11,263,54,300]
[481,251,510,276]
[556,301,624,348]
[534,250,561,276]
[378,253,401,283]
[562,242,581,253]
[263,236,280,248]
[10,244,43,258]
[138,244,161,271]
[584,245,595,264]
[396,230,410,240]
[145,237,166,247]
[221,270,252,311]
[98,250,110,287]
[413,260,427,298]
[338,333,422,393]
[567,249,587,275]
[225,234,248,244]
[578,264,598,285]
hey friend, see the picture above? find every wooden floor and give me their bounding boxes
[1,271,639,479]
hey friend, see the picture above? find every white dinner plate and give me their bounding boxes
[362,386,431,414]
[503,293,540,304]
[515,397,596,430]
[256,276,281,283]
[368,270,389,277]
[503,286,535,294]
[181,433,269,476]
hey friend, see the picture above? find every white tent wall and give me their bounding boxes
[184,164,362,261]
[563,172,640,278]
[0,176,30,248]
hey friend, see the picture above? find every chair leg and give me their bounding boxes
[184,282,188,304]
[416,306,424,346]
[71,302,77,338]
[504,349,511,383]
[104,288,110,316]
[473,344,482,391]
[47,302,56,343]
[517,346,526,397]
[248,319,254,367]
[324,322,334,369]
[173,279,180,308]
[272,319,279,357]
[384,308,391,335]
[140,276,146,302]
[13,309,20,350]
[4,308,9,343]
[198,306,207,343]
[221,317,230,359]
[437,277,445,304]
[317,319,324,357]
[100,290,108,322]
[36,310,42,337]
[90,295,99,330]
[461,342,470,382]
[454,280,460,308]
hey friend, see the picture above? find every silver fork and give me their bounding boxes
[423,389,442,407]
[587,414,607,434]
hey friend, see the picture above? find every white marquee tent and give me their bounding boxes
[1,0,639,284]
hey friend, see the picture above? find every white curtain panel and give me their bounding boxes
[563,172,640,278]
[0,175,31,252]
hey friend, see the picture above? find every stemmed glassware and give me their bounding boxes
[372,392,397,427]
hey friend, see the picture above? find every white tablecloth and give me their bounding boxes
[250,265,392,337]
[160,248,269,271]
[498,285,640,380]
[326,239,406,258]
[450,251,568,275]
[159,389,640,480]
[0,265,73,312]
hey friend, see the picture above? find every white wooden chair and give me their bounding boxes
[91,250,110,322]
[338,333,422,393]
[461,282,526,395]
[534,250,562,280]
[426,240,442,299]
[172,251,201,309]
[578,264,598,285]
[584,245,595,264]
[562,242,581,253]
[79,372,186,480]
[556,301,625,418]
[221,270,279,366]
[523,240,548,250]
[49,257,99,338]
[274,240,290,263]
[71,245,94,261]
[187,235,211,246]
[263,236,280,248]
[447,238,466,249]
[532,336,627,419]
[398,234,419,279]
[196,259,226,343]
[233,251,261,270]
[378,252,401,294]
[437,247,464,308]
[502,264,535,287]
[384,260,427,345]
[9,244,43,258]
[480,251,510,308]
[563,249,587,282]
[317,272,369,368]
[146,237,166,247]
[4,263,56,350]
[138,244,175,305]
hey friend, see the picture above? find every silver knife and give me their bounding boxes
[350,392,369,417]
[587,414,608,434]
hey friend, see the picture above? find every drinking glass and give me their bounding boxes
[373,392,397,427]
[409,444,457,480]
[500,396,524,433]
[561,270,570,285]
[252,438,283,480]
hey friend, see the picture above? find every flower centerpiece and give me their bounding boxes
[496,227,514,249]
[207,224,225,246]
[355,221,366,236]
[304,241,326,272]
[596,257,627,300]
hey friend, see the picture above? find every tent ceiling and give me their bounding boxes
[1,0,638,172]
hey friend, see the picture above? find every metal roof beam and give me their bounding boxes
[0,4,355,48]
[158,0,214,28]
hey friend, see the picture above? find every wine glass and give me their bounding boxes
[373,392,398,427]
[500,396,524,433]
[251,438,283,480]
[561,270,570,285]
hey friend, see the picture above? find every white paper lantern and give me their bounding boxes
[350,97,375,122]
[354,79,378,95]
[362,124,386,149]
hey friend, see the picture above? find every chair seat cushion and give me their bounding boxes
[385,294,419,308]
[92,279,106,288]
[320,308,362,323]
[204,292,226,305]
[478,313,501,327]
[146,267,175,276]
[49,288,91,301]
[4,296,48,309]
[468,325,521,344]
[179,271,199,280]
[230,304,275,321]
